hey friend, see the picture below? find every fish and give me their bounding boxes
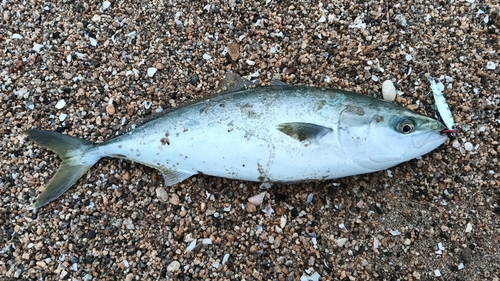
[23,72,450,212]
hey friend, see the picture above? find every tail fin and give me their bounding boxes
[22,129,101,212]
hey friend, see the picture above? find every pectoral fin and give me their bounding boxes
[277,122,333,143]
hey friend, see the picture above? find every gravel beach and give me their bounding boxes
[1,0,499,280]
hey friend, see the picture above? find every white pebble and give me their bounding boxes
[186,239,197,252]
[167,261,180,272]
[89,37,97,47]
[337,238,348,247]
[147,67,157,77]
[248,192,266,206]
[202,53,212,60]
[405,54,412,61]
[33,43,44,52]
[465,222,473,233]
[12,33,23,39]
[382,80,397,101]
[102,0,111,10]
[464,142,474,151]
[434,269,441,277]
[280,215,287,228]
[91,14,101,22]
[246,59,255,66]
[55,99,66,109]
[486,61,496,70]
[59,113,67,121]
[309,272,320,281]
[222,254,230,264]
[318,15,326,23]
[391,230,401,236]
[371,75,379,82]
[202,238,212,245]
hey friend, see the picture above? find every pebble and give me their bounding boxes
[55,99,66,109]
[461,247,472,263]
[106,103,115,115]
[465,222,473,232]
[122,218,135,230]
[167,261,181,272]
[227,42,240,61]
[155,187,168,202]
[464,142,474,152]
[169,193,180,205]
[102,1,111,10]
[337,238,348,247]
[486,61,496,70]
[248,192,265,206]
[91,14,101,22]
[147,67,157,77]
[32,44,44,52]
[382,80,396,101]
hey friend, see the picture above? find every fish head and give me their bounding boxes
[338,103,448,171]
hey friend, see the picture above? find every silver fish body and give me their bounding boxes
[23,74,448,211]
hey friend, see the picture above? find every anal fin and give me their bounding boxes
[160,168,195,186]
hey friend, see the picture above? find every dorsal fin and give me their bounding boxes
[215,72,255,94]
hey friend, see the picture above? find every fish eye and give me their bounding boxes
[397,119,415,134]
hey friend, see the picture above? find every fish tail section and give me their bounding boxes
[22,129,101,212]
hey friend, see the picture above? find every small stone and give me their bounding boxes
[465,222,473,232]
[227,42,240,61]
[169,193,180,205]
[123,218,135,230]
[55,99,66,109]
[486,61,496,70]
[147,67,157,77]
[33,43,43,52]
[91,14,101,22]
[102,1,111,10]
[337,238,348,247]
[460,247,472,263]
[404,238,411,245]
[167,261,181,272]
[156,187,168,202]
[125,273,134,281]
[382,80,396,101]
[464,142,473,152]
[106,103,115,115]
[62,72,72,79]
[246,203,257,213]
[412,271,421,280]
